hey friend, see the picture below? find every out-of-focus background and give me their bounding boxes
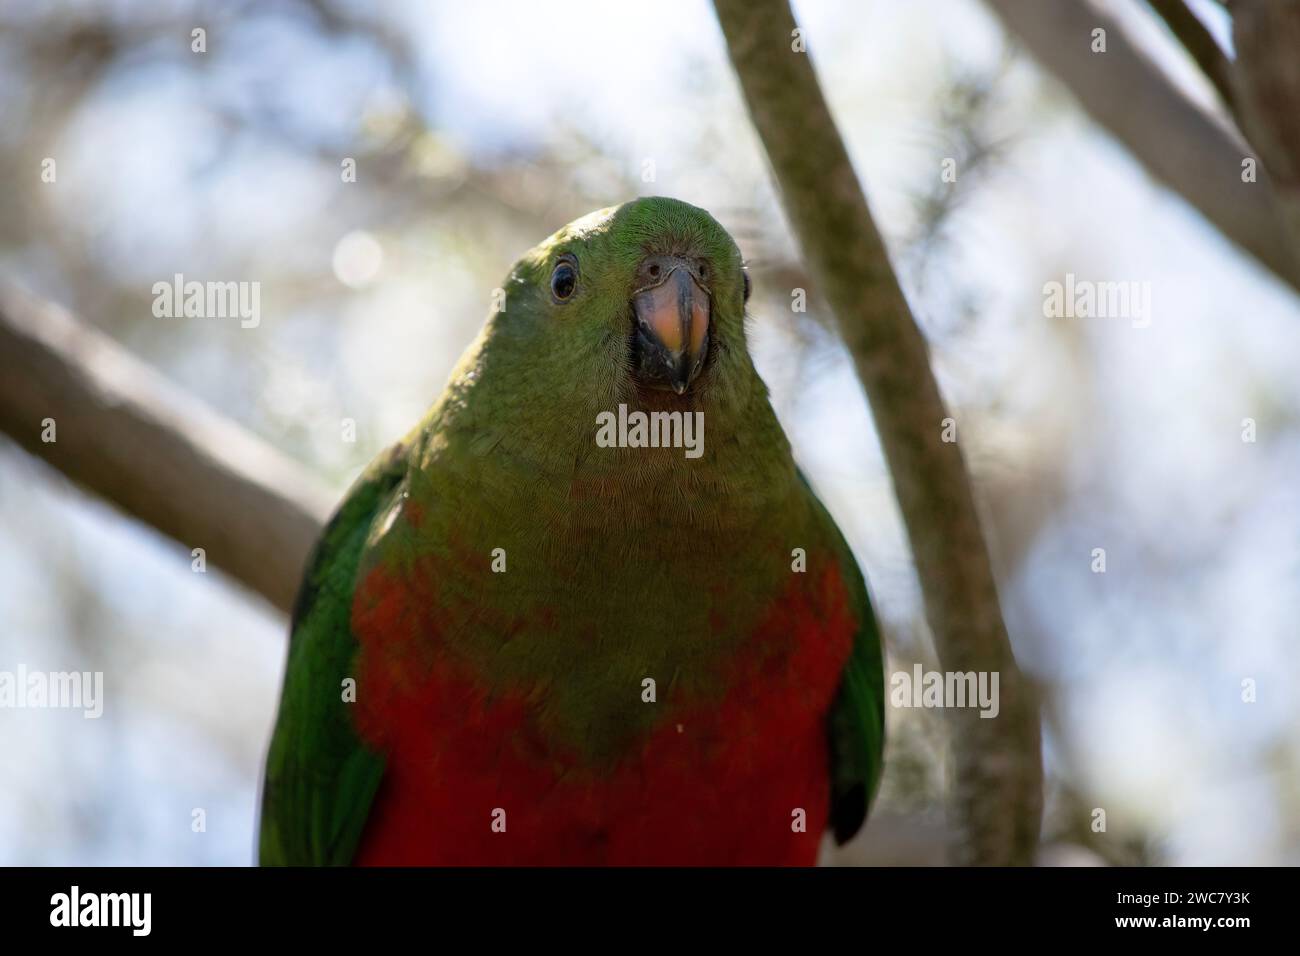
[1,0,1296,865]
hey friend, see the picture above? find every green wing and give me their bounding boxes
[258,445,408,866]
[802,472,886,845]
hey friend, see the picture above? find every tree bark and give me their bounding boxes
[0,283,331,614]
[713,0,1042,865]
[1231,0,1300,260]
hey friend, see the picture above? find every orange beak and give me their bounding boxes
[631,262,710,394]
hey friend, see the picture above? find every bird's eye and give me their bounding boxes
[742,269,751,302]
[551,259,577,301]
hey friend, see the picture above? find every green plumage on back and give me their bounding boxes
[809,472,886,842]
[258,446,406,865]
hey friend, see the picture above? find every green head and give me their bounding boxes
[508,195,750,397]
[429,197,774,467]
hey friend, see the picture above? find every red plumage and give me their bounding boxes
[349,563,854,865]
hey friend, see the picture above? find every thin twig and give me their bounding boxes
[984,0,1300,292]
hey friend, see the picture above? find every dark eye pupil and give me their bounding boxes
[742,270,751,302]
[552,264,576,299]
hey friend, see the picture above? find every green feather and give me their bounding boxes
[258,446,406,865]
[804,471,886,844]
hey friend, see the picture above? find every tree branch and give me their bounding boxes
[1231,0,1300,257]
[984,0,1300,291]
[712,0,1043,865]
[0,283,331,613]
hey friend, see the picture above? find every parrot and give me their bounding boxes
[258,196,884,865]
